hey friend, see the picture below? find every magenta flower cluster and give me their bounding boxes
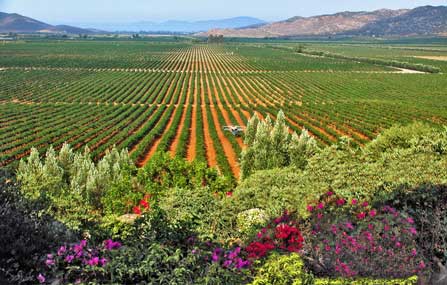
[210,212,304,271]
[37,239,122,284]
[304,191,426,279]
[211,247,251,270]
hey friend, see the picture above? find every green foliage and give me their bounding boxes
[137,152,233,194]
[250,253,313,285]
[17,144,136,230]
[364,122,447,156]
[240,111,319,179]
[232,123,447,227]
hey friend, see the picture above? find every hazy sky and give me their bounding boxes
[0,0,446,23]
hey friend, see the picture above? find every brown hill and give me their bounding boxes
[0,12,92,34]
[198,6,447,38]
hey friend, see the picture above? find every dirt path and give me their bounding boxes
[138,107,178,167]
[169,75,192,157]
[200,75,218,167]
[209,105,240,178]
[186,75,198,161]
[413,56,447,62]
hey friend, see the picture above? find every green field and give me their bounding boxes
[1,38,447,179]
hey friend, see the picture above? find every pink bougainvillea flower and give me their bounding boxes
[406,217,414,224]
[57,246,66,256]
[317,202,324,209]
[336,199,346,206]
[100,257,107,266]
[409,227,417,235]
[351,199,358,205]
[326,191,334,196]
[104,239,122,250]
[65,255,74,263]
[345,222,354,230]
[369,209,377,217]
[87,257,99,266]
[45,258,55,267]
[317,213,323,219]
[361,201,369,207]
[37,273,46,284]
[357,212,366,220]
[307,205,314,212]
[419,261,426,269]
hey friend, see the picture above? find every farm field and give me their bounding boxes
[1,39,447,179]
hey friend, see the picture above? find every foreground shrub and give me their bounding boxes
[0,170,75,285]
[303,192,425,279]
[375,184,447,274]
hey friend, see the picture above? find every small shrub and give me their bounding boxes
[250,253,313,285]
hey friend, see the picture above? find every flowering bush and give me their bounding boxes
[209,212,304,273]
[304,192,426,279]
[37,239,121,284]
[246,211,304,259]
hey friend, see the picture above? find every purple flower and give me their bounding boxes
[45,259,55,267]
[228,247,241,259]
[65,255,74,263]
[211,248,222,262]
[223,259,233,267]
[235,258,250,269]
[80,240,87,247]
[57,246,66,256]
[104,239,122,250]
[37,273,46,284]
[87,257,99,266]
[100,257,107,266]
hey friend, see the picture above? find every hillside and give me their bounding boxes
[354,6,447,36]
[198,6,447,38]
[0,12,92,34]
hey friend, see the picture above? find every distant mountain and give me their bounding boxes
[72,17,266,33]
[353,6,447,36]
[0,12,93,34]
[197,6,447,38]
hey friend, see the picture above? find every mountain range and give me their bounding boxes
[1,6,446,37]
[71,17,266,33]
[198,6,447,38]
[0,12,92,34]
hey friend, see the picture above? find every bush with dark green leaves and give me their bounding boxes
[0,169,75,285]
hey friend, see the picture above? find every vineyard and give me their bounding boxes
[1,40,447,179]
